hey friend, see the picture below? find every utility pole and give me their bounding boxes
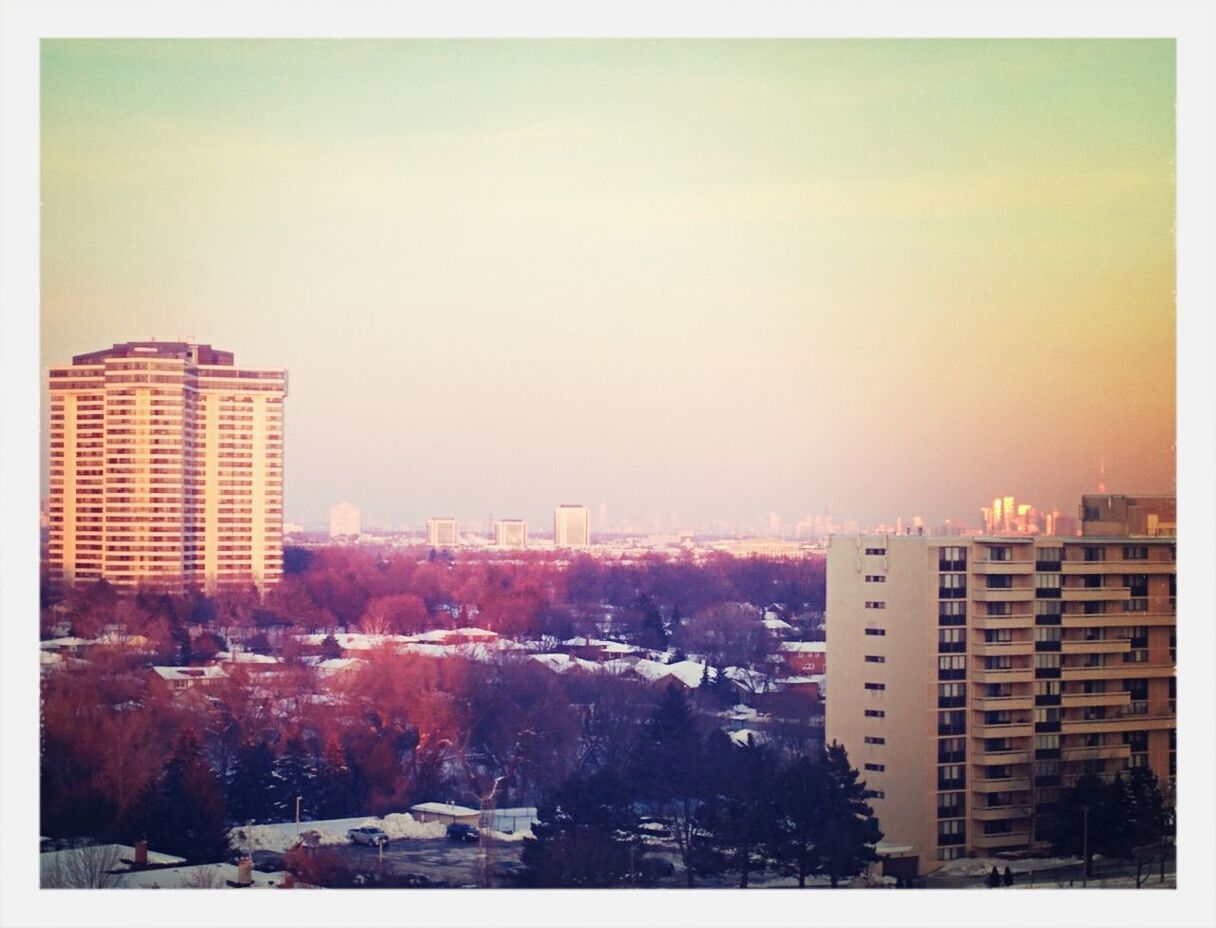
[296,795,302,824]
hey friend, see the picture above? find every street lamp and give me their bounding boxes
[1081,804,1090,887]
[296,795,302,824]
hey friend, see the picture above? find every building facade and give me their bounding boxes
[47,341,286,593]
[493,519,527,547]
[826,499,1175,874]
[553,504,590,547]
[427,517,459,547]
[329,502,361,539]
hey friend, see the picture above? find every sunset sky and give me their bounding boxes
[40,39,1176,530]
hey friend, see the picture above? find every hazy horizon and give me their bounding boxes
[40,39,1176,530]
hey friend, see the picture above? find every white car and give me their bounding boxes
[347,826,390,847]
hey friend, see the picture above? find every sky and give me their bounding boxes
[40,39,1176,531]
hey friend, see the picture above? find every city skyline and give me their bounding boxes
[41,40,1176,530]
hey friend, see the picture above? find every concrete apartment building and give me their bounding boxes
[328,501,361,539]
[493,519,527,547]
[826,495,1175,875]
[47,341,286,593]
[553,504,590,547]
[427,517,459,547]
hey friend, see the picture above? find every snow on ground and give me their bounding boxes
[230,813,527,853]
[937,854,1083,877]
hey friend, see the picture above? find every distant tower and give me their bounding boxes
[554,504,590,547]
[329,502,362,539]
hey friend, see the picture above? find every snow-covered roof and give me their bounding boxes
[40,844,186,883]
[560,637,639,653]
[403,627,499,643]
[152,665,227,682]
[116,863,295,889]
[762,617,793,631]
[780,641,827,653]
[215,650,280,664]
[776,674,825,686]
[315,657,361,674]
[728,728,768,746]
[628,658,707,688]
[528,653,600,674]
[410,802,479,817]
[39,636,91,649]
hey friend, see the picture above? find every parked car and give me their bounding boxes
[347,826,390,847]
[446,822,480,842]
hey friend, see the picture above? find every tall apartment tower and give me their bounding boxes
[493,519,527,548]
[427,517,459,547]
[553,504,590,547]
[329,501,361,539]
[826,497,1175,875]
[47,341,286,593]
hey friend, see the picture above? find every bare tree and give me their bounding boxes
[41,844,126,888]
[181,866,227,888]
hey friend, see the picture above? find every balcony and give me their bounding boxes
[1061,714,1175,735]
[1059,691,1131,709]
[972,695,1034,712]
[971,668,1034,685]
[971,805,1033,822]
[1060,639,1131,655]
[973,614,1035,631]
[1061,560,1174,575]
[972,777,1031,793]
[1061,586,1130,602]
[972,749,1032,765]
[1061,744,1131,762]
[972,561,1034,575]
[971,588,1034,603]
[1061,612,1175,629]
[972,829,1032,850]
[972,643,1033,658]
[974,722,1033,739]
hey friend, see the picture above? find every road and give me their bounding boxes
[334,837,526,887]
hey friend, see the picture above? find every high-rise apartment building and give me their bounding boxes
[47,341,287,593]
[427,517,459,547]
[329,502,361,539]
[493,519,527,548]
[553,504,590,547]
[826,497,1175,875]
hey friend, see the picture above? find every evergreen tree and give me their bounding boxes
[269,737,318,822]
[695,737,782,887]
[141,729,231,862]
[227,740,275,825]
[319,633,343,660]
[314,736,357,820]
[519,768,648,887]
[773,754,826,887]
[629,685,708,886]
[1045,773,1125,878]
[812,741,883,887]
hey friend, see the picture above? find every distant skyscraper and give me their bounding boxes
[47,340,286,592]
[553,504,590,547]
[329,502,361,539]
[493,519,527,547]
[427,517,459,547]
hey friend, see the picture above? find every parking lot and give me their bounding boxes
[332,836,526,887]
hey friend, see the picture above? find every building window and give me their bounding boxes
[938,627,966,652]
[988,546,1012,562]
[937,765,966,790]
[864,763,885,772]
[864,547,887,556]
[938,682,965,708]
[938,736,966,763]
[986,601,1012,616]
[938,710,966,736]
[938,791,965,819]
[864,682,886,691]
[939,601,966,626]
[987,574,1013,590]
[865,574,887,583]
[1083,546,1106,562]
[1122,546,1149,560]
[864,736,886,745]
[865,627,886,637]
[940,573,967,598]
[864,601,886,610]
[864,709,886,718]
[938,655,966,680]
[939,546,967,571]
[864,655,886,664]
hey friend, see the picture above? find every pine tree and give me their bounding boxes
[314,736,357,820]
[519,768,647,887]
[269,737,318,822]
[630,685,708,886]
[773,754,826,887]
[695,738,783,887]
[812,741,883,887]
[141,729,231,862]
[1045,773,1125,878]
[227,740,275,825]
